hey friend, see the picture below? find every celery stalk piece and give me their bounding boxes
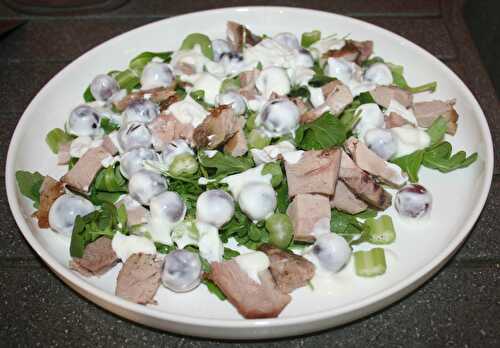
[354,248,387,277]
[301,30,321,48]
[365,215,396,244]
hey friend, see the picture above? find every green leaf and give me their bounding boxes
[155,242,176,254]
[129,51,173,75]
[93,165,128,193]
[391,150,425,183]
[353,209,378,219]
[362,56,385,67]
[83,86,95,102]
[358,92,375,104]
[330,209,365,239]
[339,99,362,131]
[426,116,448,145]
[422,142,477,173]
[276,179,289,214]
[297,112,347,150]
[301,30,321,48]
[100,118,120,134]
[15,171,44,208]
[223,247,240,260]
[203,280,226,300]
[198,151,254,178]
[45,128,74,154]
[308,74,335,88]
[288,86,311,99]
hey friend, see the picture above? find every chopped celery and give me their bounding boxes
[409,81,437,94]
[301,30,321,48]
[180,33,213,60]
[129,51,172,75]
[220,76,240,93]
[354,248,387,277]
[114,69,140,91]
[365,215,396,244]
[45,128,73,154]
[247,129,271,149]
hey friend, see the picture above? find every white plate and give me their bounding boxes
[5,6,494,339]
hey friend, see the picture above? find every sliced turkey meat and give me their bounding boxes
[208,259,291,319]
[35,176,65,228]
[193,106,243,149]
[339,150,392,210]
[61,146,110,193]
[116,253,163,305]
[345,137,407,187]
[113,87,177,112]
[57,142,72,165]
[226,21,261,52]
[102,134,119,155]
[284,148,341,197]
[412,99,458,135]
[385,112,411,128]
[239,69,260,100]
[324,40,374,65]
[330,180,368,214]
[258,244,315,293]
[148,113,194,150]
[286,193,331,242]
[70,237,119,277]
[223,127,248,157]
[369,86,413,109]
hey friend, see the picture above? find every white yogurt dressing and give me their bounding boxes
[68,136,103,158]
[255,67,291,99]
[391,125,431,157]
[220,164,273,199]
[385,99,418,124]
[364,63,393,86]
[353,103,385,140]
[234,251,270,284]
[182,72,222,105]
[166,95,209,127]
[250,140,296,165]
[282,150,304,164]
[243,38,307,70]
[196,222,224,263]
[111,231,156,262]
[309,35,345,59]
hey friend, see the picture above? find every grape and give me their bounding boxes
[395,184,432,218]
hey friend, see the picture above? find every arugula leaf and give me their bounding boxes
[223,247,240,260]
[100,118,120,134]
[330,209,366,243]
[155,242,176,254]
[353,209,378,219]
[358,92,375,104]
[391,150,425,183]
[45,128,74,154]
[308,74,335,88]
[426,116,448,145]
[203,279,226,300]
[94,165,128,193]
[70,203,125,258]
[83,86,95,102]
[422,142,478,173]
[15,171,44,208]
[167,177,203,217]
[362,56,385,67]
[288,85,311,99]
[276,179,290,214]
[339,99,362,131]
[198,151,254,178]
[129,51,173,75]
[296,112,347,150]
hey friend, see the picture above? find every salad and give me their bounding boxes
[16,21,477,319]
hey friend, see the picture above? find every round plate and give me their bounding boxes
[5,6,494,339]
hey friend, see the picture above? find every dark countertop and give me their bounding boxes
[1,0,499,346]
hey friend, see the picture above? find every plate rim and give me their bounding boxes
[5,5,495,336]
